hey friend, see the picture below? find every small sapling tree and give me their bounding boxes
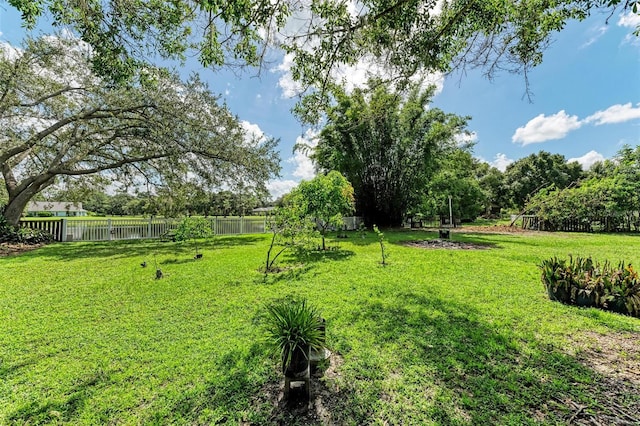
[288,171,355,251]
[373,225,388,266]
[264,202,316,274]
[174,217,214,258]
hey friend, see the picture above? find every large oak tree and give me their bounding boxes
[0,36,280,225]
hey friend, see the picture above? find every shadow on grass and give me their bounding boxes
[258,264,316,285]
[157,344,357,426]
[7,369,112,424]
[257,248,355,285]
[337,292,607,424]
[13,235,266,262]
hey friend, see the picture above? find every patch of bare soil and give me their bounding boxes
[245,352,348,426]
[553,331,640,425]
[404,239,493,250]
[457,225,541,234]
[0,242,44,257]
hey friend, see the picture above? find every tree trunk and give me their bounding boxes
[2,177,54,226]
[3,191,35,226]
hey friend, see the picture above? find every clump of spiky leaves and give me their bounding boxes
[539,255,640,317]
[608,262,640,316]
[263,298,325,374]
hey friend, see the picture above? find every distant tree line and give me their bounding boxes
[51,187,269,218]
[527,146,640,232]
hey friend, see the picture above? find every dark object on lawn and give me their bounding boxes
[141,261,147,268]
[194,253,203,259]
[155,269,163,279]
[310,318,330,373]
[264,298,325,400]
[439,229,450,239]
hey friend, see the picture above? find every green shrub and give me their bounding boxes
[14,227,54,244]
[539,256,639,318]
[0,215,53,245]
[174,217,214,257]
[263,298,325,374]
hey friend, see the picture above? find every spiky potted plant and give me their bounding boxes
[264,298,325,392]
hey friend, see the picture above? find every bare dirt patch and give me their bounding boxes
[245,352,349,425]
[457,225,541,234]
[404,239,493,250]
[575,331,640,386]
[553,331,640,425]
[0,242,44,257]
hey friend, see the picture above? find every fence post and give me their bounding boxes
[108,219,112,241]
[61,219,68,242]
[148,217,152,238]
[240,216,244,235]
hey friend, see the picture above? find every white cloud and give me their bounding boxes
[276,53,305,98]
[618,11,640,45]
[567,150,606,170]
[455,131,478,147]
[618,11,640,28]
[276,52,444,99]
[512,110,582,145]
[267,179,299,199]
[272,0,445,100]
[490,153,514,172]
[580,25,608,48]
[0,40,22,61]
[240,120,267,145]
[584,103,640,125]
[290,128,319,180]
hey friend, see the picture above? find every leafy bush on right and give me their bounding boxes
[539,255,640,318]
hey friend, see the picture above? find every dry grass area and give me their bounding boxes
[549,331,640,425]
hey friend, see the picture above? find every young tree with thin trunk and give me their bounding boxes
[287,171,355,250]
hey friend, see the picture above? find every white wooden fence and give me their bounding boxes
[19,216,363,242]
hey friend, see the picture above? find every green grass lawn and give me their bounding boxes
[1,230,639,424]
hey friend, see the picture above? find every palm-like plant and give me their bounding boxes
[264,298,325,375]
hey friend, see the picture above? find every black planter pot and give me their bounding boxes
[607,297,629,315]
[284,344,310,379]
[547,284,570,304]
[574,291,597,308]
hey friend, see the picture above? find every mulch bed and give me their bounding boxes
[404,239,492,250]
[0,242,45,257]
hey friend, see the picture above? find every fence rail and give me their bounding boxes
[19,216,363,242]
[518,215,637,232]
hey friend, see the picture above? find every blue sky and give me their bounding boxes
[1,4,639,199]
